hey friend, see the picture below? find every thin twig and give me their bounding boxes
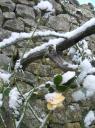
[15,88,35,128]
[0,112,7,128]
[28,103,43,123]
[39,111,52,128]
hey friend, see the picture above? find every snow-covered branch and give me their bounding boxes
[0,30,67,49]
[20,18,95,68]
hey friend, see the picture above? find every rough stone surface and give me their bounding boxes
[3,12,15,19]
[64,123,81,128]
[0,28,11,41]
[0,0,15,12]
[0,54,11,69]
[16,4,35,19]
[16,0,35,6]
[0,9,3,27]
[51,0,63,14]
[0,0,94,128]
[3,18,24,32]
[19,17,36,28]
[47,14,76,31]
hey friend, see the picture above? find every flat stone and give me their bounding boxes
[3,12,15,19]
[16,4,35,19]
[0,0,15,12]
[3,18,24,32]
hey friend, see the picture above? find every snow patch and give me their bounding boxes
[0,93,3,107]
[15,59,22,71]
[0,70,11,83]
[23,38,64,58]
[34,1,55,12]
[72,90,86,101]
[9,87,23,115]
[83,75,95,91]
[62,71,75,84]
[84,110,95,128]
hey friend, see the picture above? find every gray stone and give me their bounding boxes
[64,123,81,128]
[16,4,35,19]
[0,0,15,12]
[50,0,63,14]
[79,7,94,18]
[3,18,24,32]
[0,28,11,41]
[0,54,11,69]
[3,12,15,19]
[80,4,93,10]
[47,14,71,31]
[0,9,3,27]
[17,0,35,6]
[27,63,53,77]
[69,0,80,6]
[19,17,36,28]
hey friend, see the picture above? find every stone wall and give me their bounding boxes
[0,0,95,128]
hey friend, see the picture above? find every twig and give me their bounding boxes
[15,88,35,128]
[28,103,43,123]
[39,111,52,128]
[0,112,7,128]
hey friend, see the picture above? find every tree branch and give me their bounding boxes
[0,31,67,49]
[20,18,95,68]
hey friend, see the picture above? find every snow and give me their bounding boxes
[72,90,86,101]
[0,30,65,49]
[63,61,78,70]
[0,18,94,51]
[77,71,87,84]
[15,59,22,71]
[0,93,3,107]
[69,105,76,111]
[84,110,95,128]
[79,59,92,71]
[73,74,95,101]
[68,39,92,64]
[0,32,20,48]
[68,47,76,56]
[34,1,55,12]
[23,38,64,58]
[64,18,95,38]
[45,92,57,102]
[62,71,75,84]
[82,40,88,50]
[46,81,54,86]
[77,59,93,84]
[83,75,95,91]
[84,49,92,56]
[86,90,94,98]
[9,87,22,113]
[0,70,11,83]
